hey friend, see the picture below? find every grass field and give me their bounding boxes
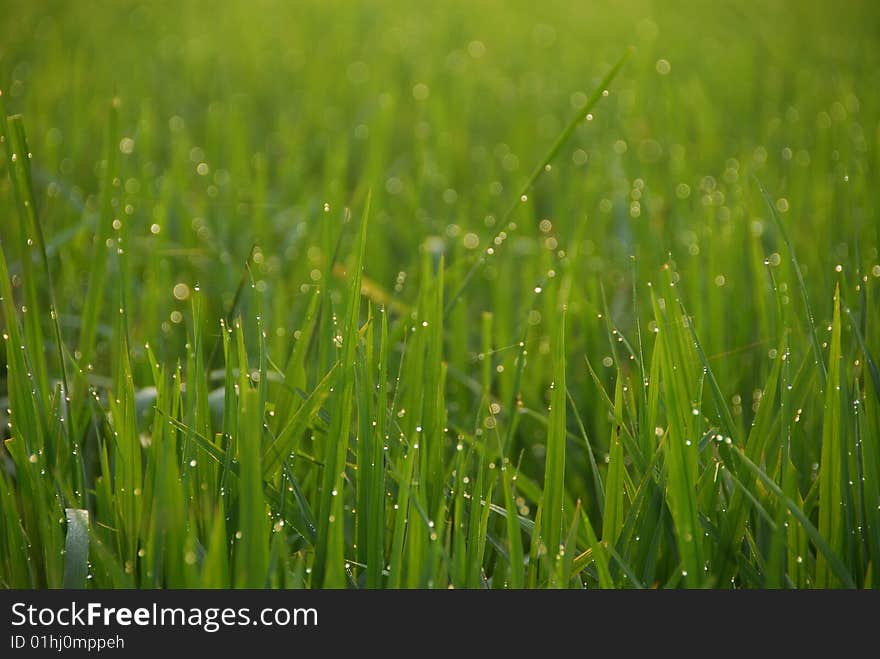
[1,0,878,588]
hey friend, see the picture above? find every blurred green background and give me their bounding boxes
[1,0,879,588]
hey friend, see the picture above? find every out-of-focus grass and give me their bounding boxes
[0,0,878,588]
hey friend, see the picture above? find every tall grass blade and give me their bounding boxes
[62,508,89,589]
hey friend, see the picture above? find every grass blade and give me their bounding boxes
[62,509,89,589]
[539,309,567,585]
[816,285,844,586]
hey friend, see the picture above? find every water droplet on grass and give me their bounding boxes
[173,283,191,300]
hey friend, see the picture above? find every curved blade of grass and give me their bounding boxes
[755,176,827,388]
[487,503,534,534]
[445,48,632,316]
[262,363,339,479]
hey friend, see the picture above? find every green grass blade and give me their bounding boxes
[579,507,613,588]
[816,285,844,586]
[314,190,371,588]
[539,309,567,585]
[650,288,704,587]
[444,49,632,316]
[756,177,827,388]
[234,388,269,588]
[62,508,89,589]
[262,363,339,479]
[601,374,625,545]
